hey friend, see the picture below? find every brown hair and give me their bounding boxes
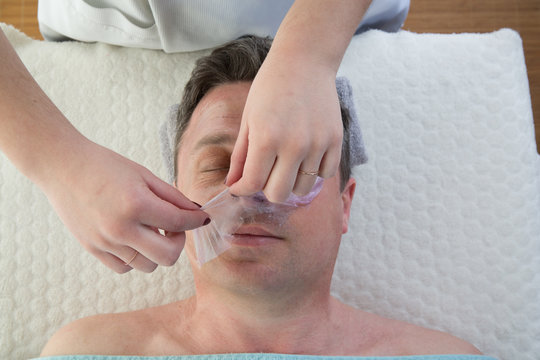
[174,35,351,189]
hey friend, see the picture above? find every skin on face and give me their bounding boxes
[175,81,355,298]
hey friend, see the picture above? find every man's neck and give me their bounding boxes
[176,285,352,355]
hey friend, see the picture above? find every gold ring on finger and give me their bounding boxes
[298,169,319,176]
[125,251,139,266]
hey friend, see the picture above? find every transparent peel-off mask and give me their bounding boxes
[192,177,324,267]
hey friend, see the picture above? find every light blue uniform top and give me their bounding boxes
[37,0,410,52]
[35,353,498,360]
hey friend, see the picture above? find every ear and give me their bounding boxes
[341,178,356,234]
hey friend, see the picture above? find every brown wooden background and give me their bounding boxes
[1,0,539,153]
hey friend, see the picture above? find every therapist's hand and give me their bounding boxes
[1,28,208,274]
[226,53,343,203]
[225,0,372,203]
[42,140,209,273]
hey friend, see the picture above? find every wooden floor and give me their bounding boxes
[1,0,539,152]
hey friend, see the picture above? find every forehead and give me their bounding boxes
[179,82,252,153]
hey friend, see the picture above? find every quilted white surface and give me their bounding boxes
[0,24,539,360]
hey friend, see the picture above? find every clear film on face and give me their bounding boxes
[192,177,325,266]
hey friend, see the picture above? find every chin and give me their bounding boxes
[217,249,278,273]
[201,251,292,291]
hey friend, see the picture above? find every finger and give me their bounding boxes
[129,226,187,267]
[118,247,158,273]
[318,144,342,179]
[88,249,133,274]
[163,230,189,256]
[262,156,302,203]
[228,139,277,197]
[293,173,319,197]
[293,155,324,197]
[139,195,209,233]
[144,172,200,211]
[226,120,249,186]
[117,226,161,272]
[140,177,209,232]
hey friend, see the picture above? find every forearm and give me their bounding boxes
[0,28,88,187]
[271,0,372,73]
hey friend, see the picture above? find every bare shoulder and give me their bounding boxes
[40,303,179,357]
[368,319,482,355]
[343,305,482,356]
[40,311,139,356]
[41,313,116,356]
[396,320,482,355]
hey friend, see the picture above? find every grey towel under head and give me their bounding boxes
[159,103,180,184]
[335,76,368,167]
[159,77,367,184]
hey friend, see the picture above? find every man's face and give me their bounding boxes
[175,81,355,295]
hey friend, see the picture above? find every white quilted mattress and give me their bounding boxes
[0,24,539,359]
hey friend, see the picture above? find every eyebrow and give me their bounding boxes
[192,132,236,154]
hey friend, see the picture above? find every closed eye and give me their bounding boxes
[201,167,229,173]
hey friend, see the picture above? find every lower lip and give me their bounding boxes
[228,234,282,247]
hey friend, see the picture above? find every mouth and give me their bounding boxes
[229,225,284,247]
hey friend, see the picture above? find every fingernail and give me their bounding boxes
[203,218,211,226]
[192,201,202,208]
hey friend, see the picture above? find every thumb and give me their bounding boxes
[145,171,200,211]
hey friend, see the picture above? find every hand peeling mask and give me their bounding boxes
[192,177,324,266]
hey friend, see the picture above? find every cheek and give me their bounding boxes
[175,158,211,202]
[175,154,192,192]
[285,202,342,273]
[176,157,230,205]
[288,192,343,247]
[183,231,198,264]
